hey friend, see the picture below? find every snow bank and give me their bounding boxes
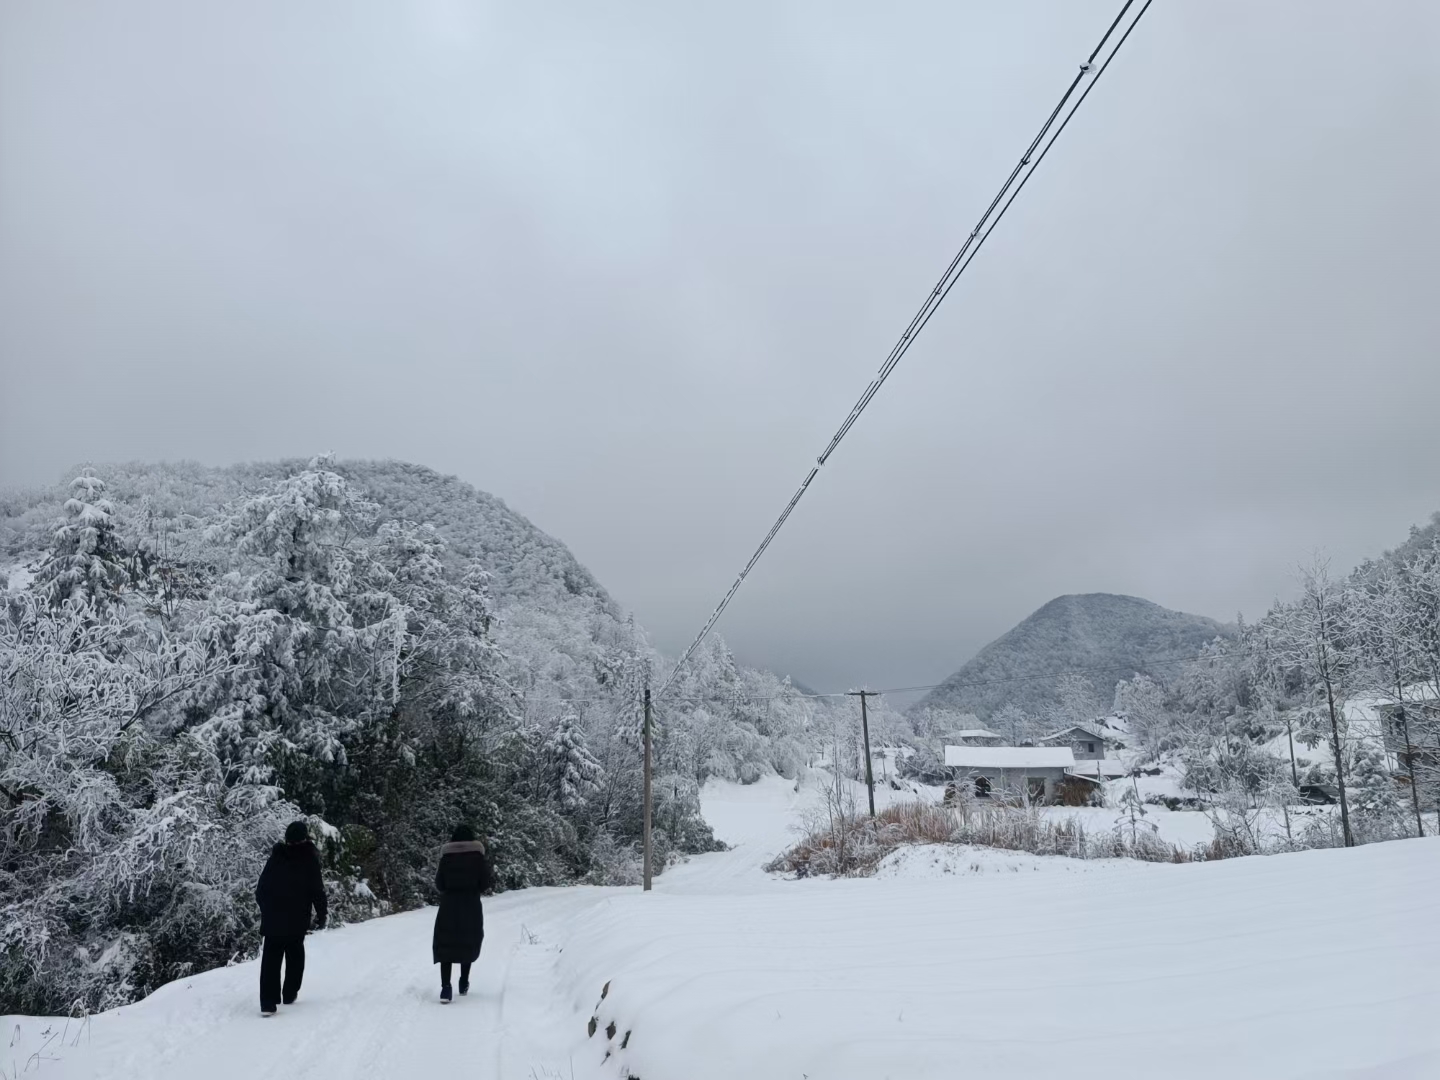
[546,837,1440,1080]
[874,842,1139,879]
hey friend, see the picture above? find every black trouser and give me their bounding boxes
[440,961,472,989]
[260,935,306,1008]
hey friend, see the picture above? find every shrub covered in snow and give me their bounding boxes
[766,796,1199,878]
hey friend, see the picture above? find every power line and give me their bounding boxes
[659,0,1153,698]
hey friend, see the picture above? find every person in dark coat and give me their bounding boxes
[432,823,495,1002]
[255,820,328,1015]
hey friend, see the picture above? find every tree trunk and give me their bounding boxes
[1285,716,1299,788]
[1398,708,1425,838]
[1322,675,1354,847]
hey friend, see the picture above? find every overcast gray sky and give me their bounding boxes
[2,0,1437,694]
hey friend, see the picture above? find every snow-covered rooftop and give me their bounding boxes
[951,728,1001,740]
[1065,758,1128,778]
[1039,725,1107,743]
[944,746,1076,769]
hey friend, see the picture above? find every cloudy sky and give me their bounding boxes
[2,0,1437,694]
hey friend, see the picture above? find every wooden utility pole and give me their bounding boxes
[848,690,879,817]
[642,682,654,891]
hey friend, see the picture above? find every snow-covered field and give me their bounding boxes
[7,774,1436,1080]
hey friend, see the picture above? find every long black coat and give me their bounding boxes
[256,840,327,938]
[432,840,495,964]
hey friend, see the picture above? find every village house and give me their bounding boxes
[1038,724,1127,780]
[1039,724,1108,759]
[944,745,1077,805]
[1374,696,1440,808]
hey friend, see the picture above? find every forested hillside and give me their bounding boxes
[0,458,823,1014]
[914,593,1232,725]
[1,459,611,609]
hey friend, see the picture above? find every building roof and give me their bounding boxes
[1039,725,1107,744]
[1065,758,1128,779]
[945,746,1076,770]
[951,728,1002,740]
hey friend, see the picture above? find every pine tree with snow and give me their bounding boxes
[34,469,129,609]
[545,712,604,812]
[1349,743,1403,826]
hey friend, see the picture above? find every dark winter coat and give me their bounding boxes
[432,840,495,964]
[256,840,328,938]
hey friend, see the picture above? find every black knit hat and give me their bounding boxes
[285,820,310,845]
[450,823,475,843]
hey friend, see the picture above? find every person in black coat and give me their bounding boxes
[255,820,328,1015]
[432,823,495,1002]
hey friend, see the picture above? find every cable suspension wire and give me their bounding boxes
[658,0,1153,699]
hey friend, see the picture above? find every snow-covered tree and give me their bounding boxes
[33,469,129,609]
[991,703,1040,744]
[1272,558,1359,846]
[1349,743,1403,825]
[1114,782,1157,846]
[1112,674,1168,757]
[1050,674,1102,730]
[545,712,604,812]
[1353,564,1427,835]
[0,591,295,1012]
[1391,543,1440,828]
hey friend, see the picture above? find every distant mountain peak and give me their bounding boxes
[912,592,1232,722]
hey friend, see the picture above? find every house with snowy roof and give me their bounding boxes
[1367,693,1440,809]
[944,745,1078,805]
[1037,724,1127,779]
[1039,724,1108,758]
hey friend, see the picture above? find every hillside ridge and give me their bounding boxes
[913,591,1233,721]
[1,457,616,614]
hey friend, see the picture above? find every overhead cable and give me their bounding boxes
[658,0,1153,698]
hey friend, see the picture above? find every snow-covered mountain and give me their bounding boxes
[914,593,1233,722]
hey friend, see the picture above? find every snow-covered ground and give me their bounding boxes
[1,562,35,593]
[874,842,1143,879]
[7,773,1437,1080]
[1040,801,1218,847]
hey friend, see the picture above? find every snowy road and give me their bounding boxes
[8,775,1438,1080]
[3,776,808,1080]
[4,885,601,1080]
